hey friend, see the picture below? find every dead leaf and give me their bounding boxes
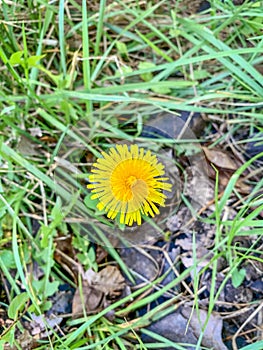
[17,135,39,156]
[3,329,37,350]
[181,306,228,350]
[95,245,109,263]
[235,178,251,194]
[143,305,227,350]
[177,234,213,276]
[24,314,62,339]
[86,266,125,298]
[72,279,103,315]
[72,266,125,316]
[203,146,241,171]
[202,146,251,194]
[143,311,198,347]
[39,135,57,144]
[184,162,214,209]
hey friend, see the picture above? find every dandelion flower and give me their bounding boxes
[87,144,172,226]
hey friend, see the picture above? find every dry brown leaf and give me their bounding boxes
[72,266,125,316]
[202,146,251,194]
[3,329,37,350]
[22,314,62,342]
[87,265,125,297]
[181,306,228,350]
[143,306,227,350]
[235,178,251,194]
[203,146,241,171]
[17,135,39,156]
[72,279,103,315]
[184,163,215,208]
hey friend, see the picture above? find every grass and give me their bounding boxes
[0,0,263,349]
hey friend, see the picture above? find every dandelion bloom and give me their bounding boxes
[87,144,172,226]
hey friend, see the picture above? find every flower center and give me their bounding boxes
[110,159,151,204]
[127,177,148,202]
[126,175,137,188]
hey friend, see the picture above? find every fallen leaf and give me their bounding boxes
[3,329,37,350]
[86,265,125,297]
[17,135,39,156]
[203,146,241,171]
[181,306,228,350]
[72,279,103,315]
[72,266,126,316]
[24,313,62,338]
[143,306,227,350]
[118,247,159,285]
[202,146,251,194]
[143,311,198,348]
[183,162,214,209]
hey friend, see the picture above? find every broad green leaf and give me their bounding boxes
[0,250,16,269]
[8,292,29,319]
[139,62,155,82]
[232,268,246,288]
[27,54,46,67]
[84,193,99,210]
[9,51,24,65]
[151,85,171,94]
[32,279,59,298]
[116,41,128,56]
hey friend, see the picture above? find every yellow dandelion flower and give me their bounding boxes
[87,144,172,226]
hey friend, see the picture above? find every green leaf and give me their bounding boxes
[193,69,210,80]
[27,54,46,68]
[9,51,24,65]
[8,292,29,319]
[138,62,155,82]
[34,246,55,266]
[72,234,90,252]
[0,250,16,269]
[114,65,133,78]
[77,246,96,267]
[51,197,64,222]
[116,41,128,56]
[45,281,59,297]
[169,28,181,37]
[151,85,171,94]
[232,267,246,288]
[88,245,96,263]
[84,193,99,210]
[0,327,15,346]
[41,300,53,311]
[9,52,45,68]
[39,224,56,249]
[120,66,133,74]
[32,279,59,298]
